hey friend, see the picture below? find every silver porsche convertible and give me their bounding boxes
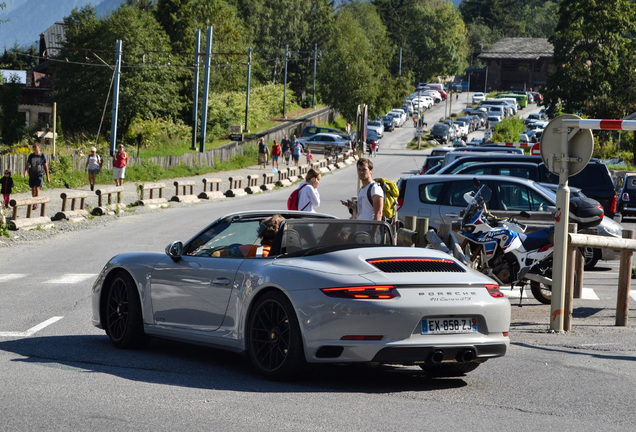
[91,211,510,380]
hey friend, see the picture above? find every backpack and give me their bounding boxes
[367,177,399,219]
[287,183,310,211]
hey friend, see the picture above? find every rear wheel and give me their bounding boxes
[420,362,480,377]
[105,271,147,349]
[247,291,306,381]
[580,247,600,270]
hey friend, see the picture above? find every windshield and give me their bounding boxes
[274,219,393,255]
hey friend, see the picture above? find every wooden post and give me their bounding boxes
[415,218,429,248]
[616,229,634,326]
[573,248,584,299]
[564,223,577,331]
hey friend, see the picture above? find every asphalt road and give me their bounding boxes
[1,95,635,431]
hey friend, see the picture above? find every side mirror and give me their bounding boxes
[165,241,183,261]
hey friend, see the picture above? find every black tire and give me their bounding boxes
[530,280,552,305]
[420,362,480,377]
[247,291,306,380]
[580,247,600,271]
[105,271,147,349]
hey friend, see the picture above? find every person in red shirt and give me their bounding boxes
[113,144,129,186]
[271,140,281,171]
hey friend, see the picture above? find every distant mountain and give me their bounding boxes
[0,0,124,49]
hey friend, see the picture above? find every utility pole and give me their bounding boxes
[191,29,201,150]
[109,39,122,157]
[312,44,317,108]
[283,44,288,118]
[199,26,212,153]
[245,47,252,133]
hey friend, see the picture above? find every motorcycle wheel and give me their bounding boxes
[580,247,600,271]
[530,281,552,305]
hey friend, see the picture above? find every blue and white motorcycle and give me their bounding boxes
[457,184,555,304]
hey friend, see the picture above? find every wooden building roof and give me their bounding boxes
[478,38,553,61]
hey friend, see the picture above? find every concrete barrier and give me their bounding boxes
[138,182,168,207]
[171,180,199,203]
[261,172,276,191]
[7,196,53,230]
[199,177,225,200]
[94,186,126,215]
[53,190,90,221]
[276,169,293,187]
[226,176,248,197]
[245,175,262,194]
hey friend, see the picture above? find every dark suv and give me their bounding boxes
[435,155,617,217]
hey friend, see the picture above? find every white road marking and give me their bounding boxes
[0,316,64,337]
[45,274,97,284]
[631,290,636,301]
[502,287,600,300]
[0,274,27,283]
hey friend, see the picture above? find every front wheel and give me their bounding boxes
[247,291,306,380]
[105,271,147,348]
[580,247,600,270]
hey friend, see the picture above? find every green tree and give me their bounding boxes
[546,0,636,120]
[318,7,385,122]
[51,4,181,139]
[0,43,38,70]
[0,74,26,145]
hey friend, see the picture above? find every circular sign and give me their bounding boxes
[531,142,541,155]
[540,114,594,176]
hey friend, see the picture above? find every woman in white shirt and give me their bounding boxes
[297,168,321,212]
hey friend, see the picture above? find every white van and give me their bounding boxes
[495,98,519,115]
[426,83,446,93]
[488,106,506,119]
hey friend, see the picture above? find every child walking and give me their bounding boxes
[1,170,14,207]
[305,148,314,164]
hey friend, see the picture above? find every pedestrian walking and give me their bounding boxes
[305,148,314,165]
[258,138,269,169]
[281,135,291,165]
[296,169,321,213]
[24,141,50,210]
[113,144,129,187]
[85,147,102,191]
[1,170,14,208]
[341,158,384,221]
[271,140,281,171]
[291,135,303,166]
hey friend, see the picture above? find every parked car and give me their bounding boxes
[382,115,395,132]
[541,183,622,269]
[419,155,444,174]
[92,210,510,380]
[456,116,477,132]
[472,92,486,103]
[365,130,379,154]
[302,124,345,137]
[297,133,351,153]
[429,123,451,143]
[387,110,406,127]
[396,174,603,230]
[435,155,618,218]
[525,113,546,126]
[367,120,384,138]
[531,92,544,105]
[488,116,501,130]
[430,146,455,157]
[617,173,636,219]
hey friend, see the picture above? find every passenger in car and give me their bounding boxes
[246,214,286,257]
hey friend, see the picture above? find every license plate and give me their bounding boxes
[421,318,478,334]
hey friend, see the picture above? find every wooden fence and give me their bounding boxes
[0,107,335,175]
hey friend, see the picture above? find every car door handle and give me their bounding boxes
[212,278,232,286]
[445,212,459,218]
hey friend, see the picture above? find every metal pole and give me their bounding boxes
[245,47,252,133]
[199,26,212,153]
[283,44,288,118]
[109,39,122,157]
[399,47,402,76]
[191,29,201,150]
[52,102,56,156]
[312,44,317,108]
[484,67,488,93]
[550,124,571,332]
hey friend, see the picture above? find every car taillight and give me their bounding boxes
[611,194,617,214]
[485,284,504,298]
[622,192,630,202]
[321,285,397,299]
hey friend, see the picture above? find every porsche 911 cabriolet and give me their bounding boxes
[92,211,510,380]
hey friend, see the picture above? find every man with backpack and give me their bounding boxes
[342,158,384,221]
[24,141,50,210]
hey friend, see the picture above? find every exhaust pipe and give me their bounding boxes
[429,350,444,364]
[456,349,476,362]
